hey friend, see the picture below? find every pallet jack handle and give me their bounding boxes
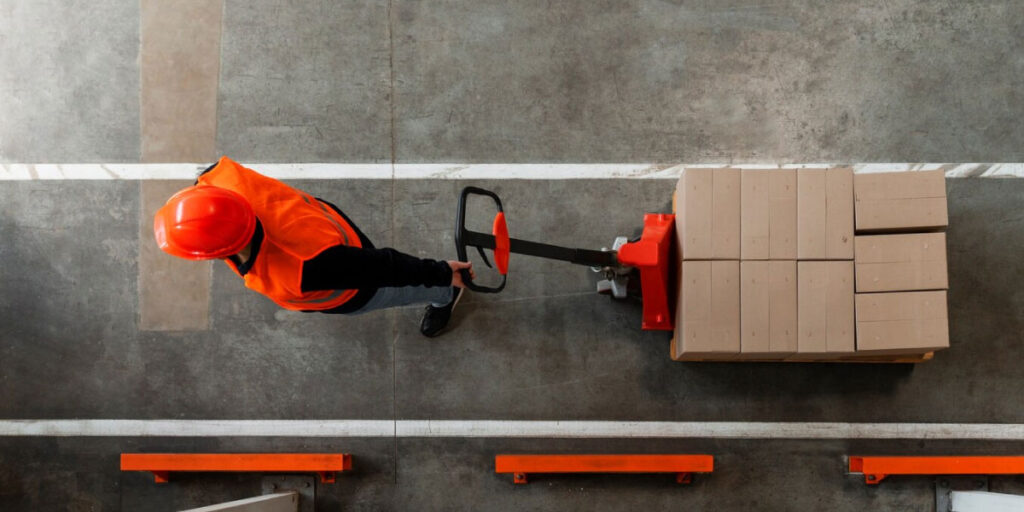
[455,186,510,293]
[455,186,619,293]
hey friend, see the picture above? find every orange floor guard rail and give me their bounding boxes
[495,454,714,484]
[850,456,1024,484]
[121,453,352,483]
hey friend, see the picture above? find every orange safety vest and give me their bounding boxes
[198,156,363,310]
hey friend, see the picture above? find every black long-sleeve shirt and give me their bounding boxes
[201,165,451,313]
[303,244,453,290]
[301,199,452,313]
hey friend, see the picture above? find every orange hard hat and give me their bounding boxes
[153,185,256,260]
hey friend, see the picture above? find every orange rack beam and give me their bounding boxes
[120,453,352,483]
[494,454,714,484]
[850,456,1024,484]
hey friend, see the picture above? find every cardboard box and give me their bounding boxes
[855,291,949,354]
[854,170,948,232]
[740,261,797,358]
[672,260,740,360]
[741,171,770,259]
[797,261,855,356]
[741,170,797,259]
[825,167,855,258]
[797,167,854,260]
[676,168,740,259]
[854,233,948,292]
[797,169,826,259]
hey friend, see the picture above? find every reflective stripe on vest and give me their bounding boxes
[302,195,350,246]
[199,156,362,311]
[285,289,347,306]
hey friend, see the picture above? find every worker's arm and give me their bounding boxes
[300,245,453,292]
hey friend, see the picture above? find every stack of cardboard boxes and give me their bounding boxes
[853,170,949,356]
[670,168,741,360]
[794,168,855,359]
[671,168,949,362]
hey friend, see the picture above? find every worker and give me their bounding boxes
[153,156,472,337]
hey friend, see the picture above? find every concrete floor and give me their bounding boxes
[3,1,1024,510]
[4,0,1024,164]
[8,437,1024,511]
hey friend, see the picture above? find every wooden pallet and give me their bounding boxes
[670,336,933,363]
[672,352,934,364]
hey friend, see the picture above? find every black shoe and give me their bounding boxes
[420,287,464,338]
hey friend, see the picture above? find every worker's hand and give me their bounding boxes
[448,260,474,288]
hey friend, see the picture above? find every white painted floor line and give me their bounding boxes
[4,420,1024,440]
[1,163,1022,180]
[0,420,395,438]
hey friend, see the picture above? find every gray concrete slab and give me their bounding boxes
[3,1,1023,165]
[216,0,393,162]
[392,0,1024,163]
[192,262,396,420]
[392,179,1024,423]
[1,179,1021,424]
[0,180,400,420]
[0,1,140,162]
[8,437,1024,510]
[0,182,140,417]
[0,437,396,511]
[393,438,939,511]
[139,181,213,331]
[140,0,223,162]
[3,0,1024,508]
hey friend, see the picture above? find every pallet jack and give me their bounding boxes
[454,186,676,331]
